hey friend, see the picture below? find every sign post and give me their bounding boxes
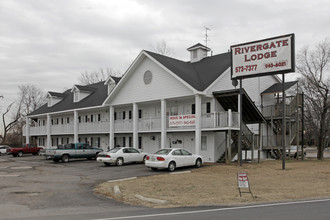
[237,172,254,198]
[231,34,295,169]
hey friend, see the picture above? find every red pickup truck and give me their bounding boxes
[7,144,43,157]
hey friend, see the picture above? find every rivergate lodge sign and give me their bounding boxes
[231,34,295,79]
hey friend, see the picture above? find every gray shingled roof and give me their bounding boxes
[145,50,231,91]
[48,92,68,98]
[28,81,109,116]
[261,81,298,94]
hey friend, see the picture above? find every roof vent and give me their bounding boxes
[187,43,211,63]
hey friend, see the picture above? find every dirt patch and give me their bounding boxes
[94,160,330,208]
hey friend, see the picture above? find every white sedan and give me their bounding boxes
[97,147,147,166]
[145,148,203,172]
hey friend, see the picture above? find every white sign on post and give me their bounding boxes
[231,34,295,79]
[238,172,249,188]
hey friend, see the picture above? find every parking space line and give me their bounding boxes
[107,177,137,183]
[0,174,20,177]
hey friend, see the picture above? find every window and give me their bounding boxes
[138,137,142,149]
[172,150,182,155]
[43,120,45,126]
[170,106,178,116]
[85,115,88,122]
[56,118,59,124]
[206,102,211,113]
[67,117,70,123]
[192,104,196,114]
[123,111,126,120]
[78,138,81,142]
[67,138,69,144]
[114,137,117,147]
[138,110,142,118]
[129,137,132,147]
[61,138,64,144]
[122,137,126,147]
[97,137,100,148]
[91,115,94,122]
[74,90,79,102]
[61,118,64,124]
[51,119,54,125]
[91,137,93,146]
[201,136,207,151]
[181,149,191,155]
[85,137,88,143]
[78,116,81,123]
[129,111,132,119]
[98,114,101,122]
[193,50,197,58]
[114,112,117,120]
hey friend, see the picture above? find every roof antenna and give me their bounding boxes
[204,26,211,57]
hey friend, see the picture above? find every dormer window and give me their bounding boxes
[47,92,66,107]
[71,85,95,103]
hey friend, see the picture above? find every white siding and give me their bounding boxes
[206,68,279,108]
[110,57,194,106]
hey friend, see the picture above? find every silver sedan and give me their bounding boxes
[97,147,147,166]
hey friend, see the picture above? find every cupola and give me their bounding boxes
[187,43,211,63]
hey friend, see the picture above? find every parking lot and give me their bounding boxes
[0,154,157,219]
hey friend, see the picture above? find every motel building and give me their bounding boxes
[24,42,302,163]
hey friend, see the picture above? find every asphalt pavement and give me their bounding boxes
[0,154,329,220]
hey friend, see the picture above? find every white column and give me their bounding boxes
[161,99,167,148]
[46,114,51,147]
[25,117,30,144]
[133,103,139,149]
[109,106,114,148]
[73,110,78,143]
[195,94,202,155]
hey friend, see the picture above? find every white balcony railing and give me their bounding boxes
[114,120,133,132]
[78,121,110,134]
[24,126,47,136]
[139,117,161,131]
[24,111,239,136]
[51,124,74,134]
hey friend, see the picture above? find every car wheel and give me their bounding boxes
[195,158,202,168]
[168,161,176,172]
[18,151,23,157]
[116,157,124,166]
[104,162,111,166]
[61,155,70,163]
[151,167,158,171]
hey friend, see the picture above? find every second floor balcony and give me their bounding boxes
[24,111,240,136]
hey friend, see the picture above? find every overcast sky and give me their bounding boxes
[1,0,330,122]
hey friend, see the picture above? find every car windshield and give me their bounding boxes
[154,149,172,155]
[109,148,121,153]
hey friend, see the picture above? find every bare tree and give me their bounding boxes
[1,102,21,144]
[18,84,46,117]
[296,39,330,160]
[79,67,121,85]
[1,84,45,144]
[150,40,174,56]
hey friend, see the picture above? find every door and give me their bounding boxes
[171,149,185,167]
[180,149,195,166]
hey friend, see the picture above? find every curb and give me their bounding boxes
[135,194,168,205]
